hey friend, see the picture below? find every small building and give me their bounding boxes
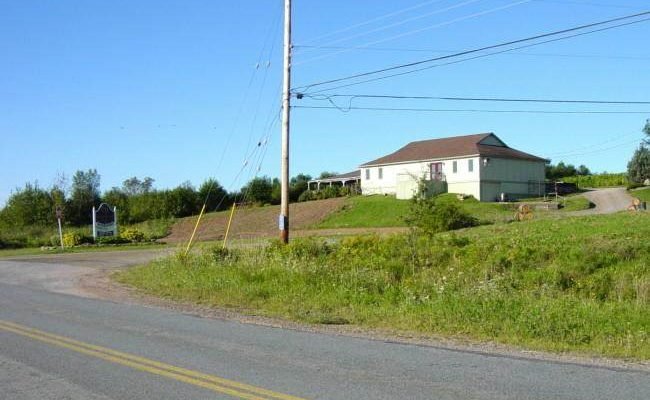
[307,170,361,191]
[359,133,548,201]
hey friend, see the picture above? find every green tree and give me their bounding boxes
[163,182,199,218]
[290,173,312,202]
[67,169,101,225]
[197,178,230,211]
[628,144,650,184]
[122,176,155,196]
[0,182,54,227]
[241,177,273,205]
[102,187,131,223]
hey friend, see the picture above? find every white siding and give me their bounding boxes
[361,156,482,199]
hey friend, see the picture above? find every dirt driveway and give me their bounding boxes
[571,187,634,215]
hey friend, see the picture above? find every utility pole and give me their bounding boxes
[279,0,292,244]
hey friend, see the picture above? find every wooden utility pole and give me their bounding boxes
[280,0,292,243]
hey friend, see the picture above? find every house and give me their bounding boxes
[359,133,548,201]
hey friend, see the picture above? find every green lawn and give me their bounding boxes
[633,187,650,202]
[315,195,411,228]
[118,212,650,359]
[315,193,590,229]
[0,242,167,258]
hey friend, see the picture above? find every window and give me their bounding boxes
[378,167,383,179]
[452,161,458,173]
[365,169,370,180]
[468,159,474,172]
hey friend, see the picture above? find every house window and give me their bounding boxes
[452,161,458,173]
[378,167,383,179]
[468,159,474,172]
[365,169,370,180]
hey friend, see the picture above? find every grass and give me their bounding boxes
[0,218,173,250]
[562,173,628,188]
[118,212,650,360]
[315,195,410,228]
[560,195,593,212]
[632,187,650,202]
[0,241,167,258]
[316,193,592,229]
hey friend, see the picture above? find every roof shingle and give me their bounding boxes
[359,133,546,166]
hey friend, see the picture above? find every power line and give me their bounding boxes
[293,105,650,114]
[544,137,645,157]
[533,0,646,10]
[295,0,532,66]
[299,0,449,45]
[303,15,650,94]
[298,93,650,105]
[293,44,650,60]
[546,131,640,156]
[298,0,483,50]
[293,10,650,91]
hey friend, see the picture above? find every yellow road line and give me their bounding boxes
[0,320,306,400]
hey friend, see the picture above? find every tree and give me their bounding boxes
[122,176,155,196]
[197,178,230,211]
[102,187,130,223]
[577,165,591,176]
[241,177,273,205]
[163,182,199,218]
[290,173,312,202]
[628,144,650,184]
[0,182,55,227]
[643,119,650,145]
[318,171,338,179]
[545,162,578,180]
[67,169,101,225]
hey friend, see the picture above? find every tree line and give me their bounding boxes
[0,171,337,229]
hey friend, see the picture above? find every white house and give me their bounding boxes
[359,133,548,201]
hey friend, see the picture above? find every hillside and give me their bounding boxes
[165,197,347,243]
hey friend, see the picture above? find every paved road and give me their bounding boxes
[1,253,648,399]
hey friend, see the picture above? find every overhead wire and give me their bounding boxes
[295,0,532,66]
[302,15,650,94]
[293,44,650,61]
[299,0,449,45]
[298,92,650,105]
[297,0,484,51]
[293,10,650,92]
[293,105,650,114]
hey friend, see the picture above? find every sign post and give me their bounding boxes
[55,206,64,250]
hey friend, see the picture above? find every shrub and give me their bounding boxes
[120,227,145,242]
[62,232,82,247]
[96,236,130,245]
[405,195,478,235]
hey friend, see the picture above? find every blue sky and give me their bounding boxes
[1,0,649,206]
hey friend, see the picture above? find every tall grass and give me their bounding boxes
[119,212,650,359]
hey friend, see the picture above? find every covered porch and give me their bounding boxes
[307,170,361,191]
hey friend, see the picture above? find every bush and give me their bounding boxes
[405,195,478,235]
[62,232,82,247]
[96,236,130,245]
[120,227,145,242]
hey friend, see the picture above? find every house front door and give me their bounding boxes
[430,162,444,181]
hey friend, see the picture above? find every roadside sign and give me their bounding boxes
[93,203,117,238]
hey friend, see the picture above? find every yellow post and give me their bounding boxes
[184,204,206,256]
[222,202,237,249]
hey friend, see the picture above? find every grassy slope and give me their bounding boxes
[316,194,590,228]
[118,212,650,359]
[315,196,410,228]
[633,187,650,202]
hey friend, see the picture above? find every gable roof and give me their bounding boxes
[359,133,547,167]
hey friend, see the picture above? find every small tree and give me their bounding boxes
[405,181,478,235]
[628,144,650,184]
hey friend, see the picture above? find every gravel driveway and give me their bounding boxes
[571,187,634,215]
